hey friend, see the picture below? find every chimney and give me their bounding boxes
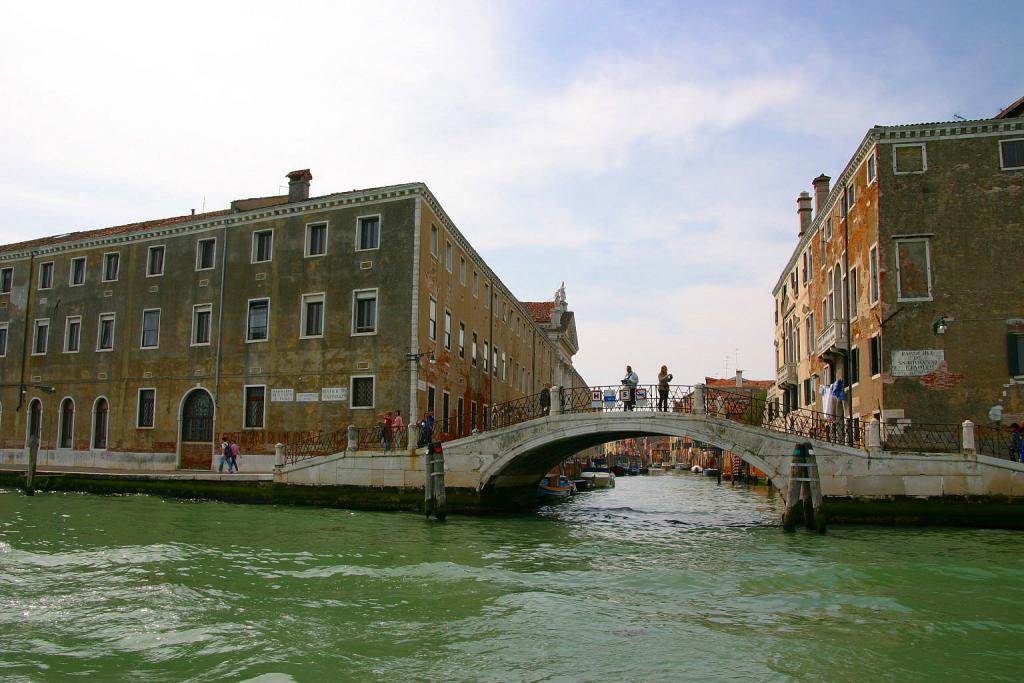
[735,369,743,388]
[797,191,812,236]
[286,169,312,203]
[812,174,831,214]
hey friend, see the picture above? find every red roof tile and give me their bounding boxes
[522,301,555,323]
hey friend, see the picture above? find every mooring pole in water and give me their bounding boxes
[806,446,826,534]
[783,442,826,534]
[782,444,804,532]
[424,446,435,518]
[432,443,447,521]
[25,436,38,496]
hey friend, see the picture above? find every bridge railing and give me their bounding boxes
[284,429,348,465]
[559,384,697,414]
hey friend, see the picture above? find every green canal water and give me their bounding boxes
[2,474,1023,682]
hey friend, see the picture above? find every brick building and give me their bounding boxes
[0,171,585,469]
[771,96,1024,430]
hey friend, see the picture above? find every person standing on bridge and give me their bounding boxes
[622,365,639,411]
[657,365,673,412]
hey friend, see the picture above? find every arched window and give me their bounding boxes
[59,398,75,449]
[92,397,109,450]
[27,399,42,446]
[181,389,213,442]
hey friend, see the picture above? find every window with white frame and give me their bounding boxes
[70,257,86,286]
[428,297,437,340]
[137,389,156,428]
[196,238,216,270]
[147,246,165,276]
[0,322,7,357]
[353,289,377,335]
[306,222,328,257]
[471,332,478,366]
[97,313,115,351]
[492,346,498,377]
[826,217,833,241]
[458,322,465,358]
[351,376,375,409]
[39,262,54,290]
[869,245,880,304]
[301,293,325,338]
[445,241,453,273]
[805,314,814,358]
[893,143,926,174]
[247,299,270,342]
[32,319,49,355]
[0,267,12,293]
[430,224,439,257]
[483,340,489,372]
[895,238,932,301]
[244,385,266,428]
[252,230,273,263]
[64,316,81,353]
[442,391,450,432]
[846,181,856,210]
[141,309,160,348]
[1000,139,1024,170]
[192,304,212,345]
[849,267,859,318]
[501,351,507,381]
[867,150,877,184]
[102,252,120,281]
[357,216,379,251]
[443,310,452,349]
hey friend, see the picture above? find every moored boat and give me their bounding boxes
[579,470,616,489]
[538,474,576,499]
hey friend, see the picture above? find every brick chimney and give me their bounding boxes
[812,174,831,214]
[797,191,812,236]
[286,169,312,203]
[735,369,743,387]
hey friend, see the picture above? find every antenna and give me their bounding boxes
[953,113,966,121]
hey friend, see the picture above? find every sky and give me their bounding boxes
[2,0,1022,386]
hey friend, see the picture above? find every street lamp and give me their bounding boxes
[932,316,949,335]
[405,351,436,365]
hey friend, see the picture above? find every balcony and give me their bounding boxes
[816,318,849,357]
[776,362,798,387]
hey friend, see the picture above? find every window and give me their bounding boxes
[819,226,826,264]
[1009,334,1024,377]
[869,245,880,304]
[244,385,266,428]
[39,262,53,290]
[357,216,379,251]
[803,378,812,406]
[805,315,814,359]
[442,391,450,432]
[192,304,212,345]
[141,309,160,349]
[100,252,119,281]
[471,332,478,366]
[137,389,156,429]
[59,398,75,448]
[97,313,115,351]
[846,181,856,210]
[306,222,328,257]
[471,400,478,431]
[428,298,437,340]
[501,351,507,381]
[430,224,439,257]
[1001,139,1024,170]
[458,322,465,358]
[483,340,489,372]
[484,283,490,307]
[353,289,377,335]
[849,267,859,318]
[895,238,932,301]
[70,257,86,286]
[492,346,498,376]
[427,385,435,414]
[196,238,216,270]
[459,257,466,285]
[0,322,7,357]
[91,398,108,450]
[252,230,273,263]
[445,241,453,273]
[826,217,833,241]
[472,271,479,297]
[867,150,877,184]
[301,293,325,338]
[351,376,375,409]
[247,299,270,342]
[850,345,861,386]
[64,316,81,353]
[444,310,452,350]
[0,267,12,293]
[894,143,926,174]
[32,319,48,355]
[147,246,165,276]
[870,335,881,377]
[457,397,464,435]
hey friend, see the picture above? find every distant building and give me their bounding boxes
[771,96,1024,429]
[0,171,585,468]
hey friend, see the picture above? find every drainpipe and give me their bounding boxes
[212,219,229,451]
[17,252,38,413]
[842,213,853,440]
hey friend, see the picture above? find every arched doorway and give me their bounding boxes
[179,388,214,469]
[58,397,75,449]
[26,398,42,447]
[91,397,108,450]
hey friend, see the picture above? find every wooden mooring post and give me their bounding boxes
[25,436,38,496]
[782,442,825,534]
[423,442,447,521]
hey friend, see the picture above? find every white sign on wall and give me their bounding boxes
[296,392,320,402]
[321,387,348,402]
[891,349,945,376]
[271,388,294,402]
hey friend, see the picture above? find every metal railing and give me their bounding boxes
[284,429,348,465]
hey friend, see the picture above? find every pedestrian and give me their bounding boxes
[392,409,404,448]
[419,410,434,447]
[228,439,240,472]
[382,411,393,452]
[1011,423,1023,462]
[622,365,639,411]
[657,365,673,412]
[218,436,230,473]
[539,384,551,416]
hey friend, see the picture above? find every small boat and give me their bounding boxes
[538,474,575,499]
[611,465,627,477]
[702,467,720,477]
[690,465,703,474]
[580,470,616,489]
[573,478,591,492]
[673,463,690,471]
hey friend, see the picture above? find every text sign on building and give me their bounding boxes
[321,387,348,402]
[271,388,294,402]
[296,392,320,402]
[891,349,945,376]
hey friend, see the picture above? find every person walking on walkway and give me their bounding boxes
[622,365,639,411]
[657,365,673,412]
[392,410,404,448]
[382,411,394,452]
[228,440,240,472]
[218,437,231,473]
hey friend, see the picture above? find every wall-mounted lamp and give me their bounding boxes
[405,351,436,365]
[932,316,949,335]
